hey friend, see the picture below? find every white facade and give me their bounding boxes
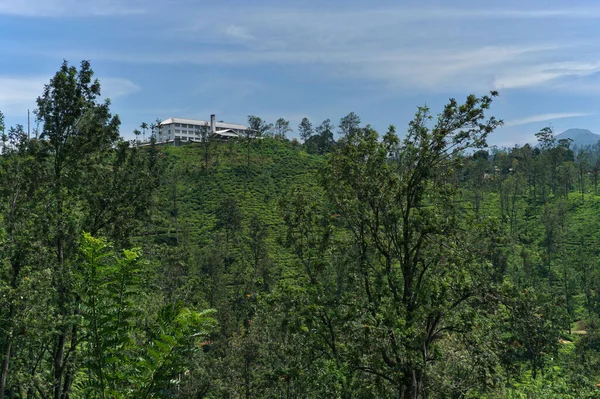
[151,115,248,143]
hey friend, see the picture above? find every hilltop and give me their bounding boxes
[556,128,600,147]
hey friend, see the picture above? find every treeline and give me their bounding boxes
[3,61,600,398]
[0,61,215,399]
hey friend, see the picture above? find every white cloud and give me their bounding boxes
[13,3,600,94]
[223,25,256,42]
[0,76,139,117]
[504,112,593,127]
[411,7,600,19]
[76,43,569,93]
[0,77,45,116]
[100,78,141,99]
[493,61,600,89]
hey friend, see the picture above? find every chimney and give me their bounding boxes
[210,114,216,133]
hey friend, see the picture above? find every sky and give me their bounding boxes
[3,0,600,147]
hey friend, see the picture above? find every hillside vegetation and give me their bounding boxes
[5,61,600,398]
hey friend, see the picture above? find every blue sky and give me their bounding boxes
[3,0,600,147]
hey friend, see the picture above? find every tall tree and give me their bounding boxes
[133,128,141,145]
[149,122,157,141]
[200,124,212,169]
[304,119,335,155]
[155,118,163,142]
[140,121,148,141]
[318,93,502,397]
[273,118,292,140]
[298,117,313,143]
[0,110,4,153]
[247,115,272,137]
[576,150,590,202]
[0,125,54,399]
[35,60,119,399]
[0,111,5,154]
[338,111,361,137]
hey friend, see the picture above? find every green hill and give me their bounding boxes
[149,138,322,246]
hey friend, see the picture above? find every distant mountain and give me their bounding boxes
[555,129,600,148]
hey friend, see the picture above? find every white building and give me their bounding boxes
[152,114,249,143]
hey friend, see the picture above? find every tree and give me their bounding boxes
[246,214,271,292]
[273,118,292,140]
[133,128,141,145]
[305,119,335,155]
[576,150,590,202]
[76,233,217,398]
[149,122,157,141]
[245,116,272,170]
[199,124,212,169]
[501,287,567,380]
[35,60,121,399]
[298,117,313,143]
[140,121,148,142]
[155,118,163,142]
[338,112,361,137]
[316,93,502,397]
[0,125,54,399]
[0,110,5,154]
[247,115,272,138]
[76,233,144,398]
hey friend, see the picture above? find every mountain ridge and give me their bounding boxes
[555,128,600,147]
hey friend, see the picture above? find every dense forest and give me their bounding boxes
[3,61,600,398]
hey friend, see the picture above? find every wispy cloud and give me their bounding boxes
[493,61,600,89]
[9,3,600,95]
[504,112,593,127]
[100,78,141,99]
[0,0,146,17]
[0,77,46,116]
[414,7,600,19]
[223,25,256,42]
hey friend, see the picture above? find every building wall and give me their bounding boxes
[152,118,246,142]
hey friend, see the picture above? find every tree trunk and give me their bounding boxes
[0,326,13,399]
[0,276,18,399]
[53,168,69,399]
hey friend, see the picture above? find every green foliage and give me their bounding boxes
[298,117,314,142]
[247,115,273,137]
[130,303,216,398]
[7,65,600,398]
[75,233,143,398]
[75,233,216,399]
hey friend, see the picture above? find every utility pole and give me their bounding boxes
[27,109,30,139]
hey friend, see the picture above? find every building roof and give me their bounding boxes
[215,121,248,130]
[160,117,209,126]
[160,117,247,130]
[214,130,241,138]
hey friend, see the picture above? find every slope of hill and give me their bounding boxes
[556,128,600,147]
[150,138,322,246]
